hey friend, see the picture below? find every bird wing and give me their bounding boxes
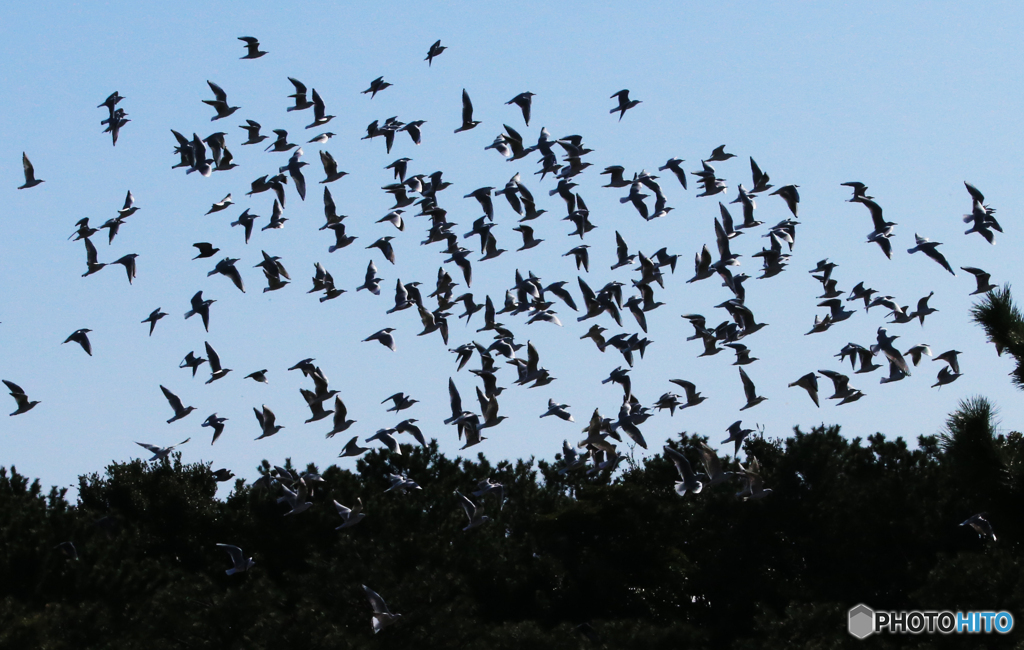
[160,385,184,411]
[204,342,222,372]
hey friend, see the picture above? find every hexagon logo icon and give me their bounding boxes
[848,604,874,639]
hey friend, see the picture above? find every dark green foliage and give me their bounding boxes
[971,284,1024,388]
[1,414,1023,649]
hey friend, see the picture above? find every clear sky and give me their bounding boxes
[3,2,1023,496]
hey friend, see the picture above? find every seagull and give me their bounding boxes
[362,76,392,98]
[202,413,228,445]
[383,392,418,413]
[238,36,267,59]
[425,39,446,65]
[208,257,245,293]
[4,380,40,416]
[245,369,269,383]
[722,420,756,456]
[141,308,167,336]
[363,328,397,351]
[363,585,401,633]
[669,379,707,410]
[932,366,962,388]
[934,349,962,374]
[456,491,490,530]
[736,457,772,501]
[907,234,956,276]
[961,513,996,541]
[63,329,93,356]
[203,81,240,121]
[82,238,106,277]
[788,372,820,407]
[18,153,44,189]
[286,77,313,112]
[306,88,334,129]
[609,89,641,121]
[239,120,268,145]
[334,499,365,529]
[206,194,234,215]
[204,342,232,384]
[695,441,735,487]
[277,484,312,515]
[184,291,216,332]
[961,267,996,295]
[506,92,535,126]
[738,367,767,410]
[663,446,703,496]
[111,254,138,284]
[540,398,574,421]
[320,150,348,183]
[160,385,196,423]
[217,544,255,575]
[705,145,736,162]
[135,438,190,461]
[337,434,370,456]
[254,405,284,440]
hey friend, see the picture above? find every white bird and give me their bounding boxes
[333,498,366,529]
[540,398,574,421]
[471,478,505,510]
[456,491,490,530]
[385,473,421,494]
[736,458,772,500]
[363,585,401,633]
[663,445,703,496]
[694,441,735,487]
[961,513,996,541]
[277,484,312,515]
[135,438,190,461]
[217,544,255,575]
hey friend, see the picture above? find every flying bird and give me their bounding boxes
[363,585,400,633]
[609,90,641,120]
[4,380,40,416]
[362,76,392,98]
[141,308,167,336]
[135,438,190,461]
[217,544,255,575]
[425,39,446,65]
[238,36,267,59]
[160,385,196,423]
[18,153,44,189]
[63,329,93,356]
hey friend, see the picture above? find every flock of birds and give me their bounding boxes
[14,35,1004,631]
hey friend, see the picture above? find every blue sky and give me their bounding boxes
[3,2,1023,495]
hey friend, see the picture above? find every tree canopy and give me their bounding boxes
[2,411,1022,649]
